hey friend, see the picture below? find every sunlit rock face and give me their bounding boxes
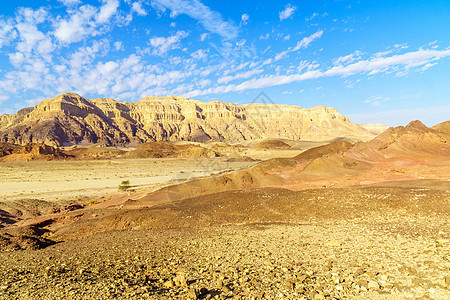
[0,93,375,146]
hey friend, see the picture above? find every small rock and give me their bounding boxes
[222,284,232,293]
[297,274,308,283]
[174,273,188,287]
[163,279,175,288]
[368,280,380,290]
[188,288,198,299]
[314,293,325,300]
[354,268,365,276]
[379,274,388,281]
[285,280,295,290]
[382,282,394,289]
[357,279,368,288]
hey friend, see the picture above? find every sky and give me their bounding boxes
[0,0,449,126]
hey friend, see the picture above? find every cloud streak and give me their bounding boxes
[275,31,323,61]
[279,4,296,21]
[151,0,239,39]
[185,48,450,97]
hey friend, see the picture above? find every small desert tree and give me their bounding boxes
[119,180,131,191]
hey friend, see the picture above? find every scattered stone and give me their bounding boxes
[163,279,175,288]
[368,280,380,290]
[188,288,198,299]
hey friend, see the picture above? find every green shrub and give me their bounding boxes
[119,180,131,191]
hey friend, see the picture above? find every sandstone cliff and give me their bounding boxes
[0,93,375,146]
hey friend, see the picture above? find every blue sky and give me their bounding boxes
[0,0,449,126]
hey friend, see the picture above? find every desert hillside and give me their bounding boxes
[123,120,450,206]
[0,120,449,299]
[0,93,375,146]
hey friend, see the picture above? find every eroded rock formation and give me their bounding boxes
[0,93,375,146]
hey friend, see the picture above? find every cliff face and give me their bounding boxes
[0,93,375,146]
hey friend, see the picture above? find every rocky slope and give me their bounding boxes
[0,142,67,161]
[0,93,375,146]
[124,120,450,207]
[432,120,450,135]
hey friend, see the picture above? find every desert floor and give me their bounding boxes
[0,210,448,299]
[0,159,449,299]
[0,158,256,203]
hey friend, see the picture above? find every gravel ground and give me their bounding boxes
[0,217,448,300]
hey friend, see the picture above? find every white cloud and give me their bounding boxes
[114,41,124,51]
[131,1,148,16]
[15,23,54,56]
[274,31,323,61]
[149,31,189,55]
[69,39,110,71]
[96,0,120,24]
[0,18,16,48]
[333,50,362,65]
[274,50,288,61]
[324,49,450,77]
[279,4,296,21]
[58,0,82,6]
[54,0,119,44]
[305,12,318,22]
[292,31,323,51]
[151,0,239,39]
[186,48,450,97]
[53,5,98,43]
[241,14,249,26]
[259,33,269,40]
[363,96,391,106]
[191,49,208,60]
[9,8,55,65]
[420,62,437,71]
[217,69,264,84]
[15,7,48,24]
[200,33,209,41]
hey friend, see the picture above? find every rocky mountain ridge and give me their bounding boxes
[0,93,375,146]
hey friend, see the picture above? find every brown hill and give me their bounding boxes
[1,120,449,250]
[128,120,450,206]
[0,93,375,146]
[50,185,449,242]
[0,142,67,161]
[62,145,126,159]
[432,120,450,135]
[347,120,450,161]
[253,139,292,149]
